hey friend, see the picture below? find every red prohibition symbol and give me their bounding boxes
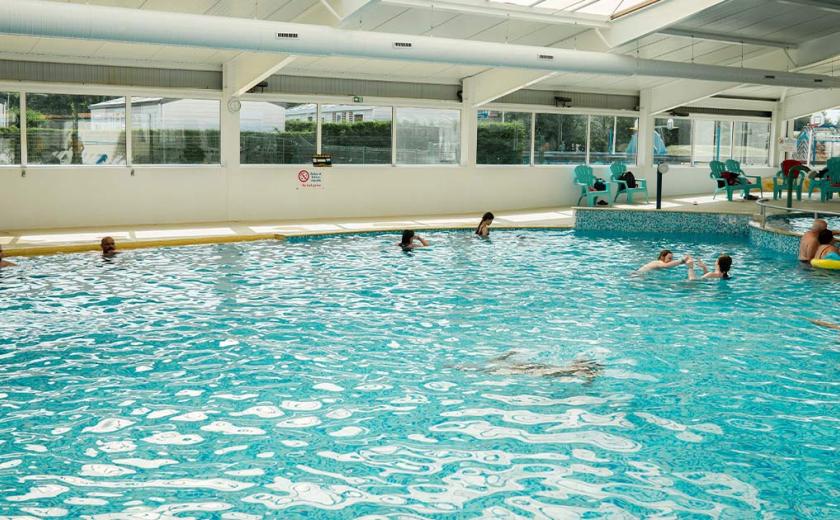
[298,169,310,183]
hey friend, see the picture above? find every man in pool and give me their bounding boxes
[0,245,16,268]
[100,236,118,258]
[637,250,689,273]
[458,351,603,383]
[799,219,838,262]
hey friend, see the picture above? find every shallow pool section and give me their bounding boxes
[767,213,840,233]
[1,231,838,518]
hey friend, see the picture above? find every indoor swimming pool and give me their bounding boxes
[0,230,837,518]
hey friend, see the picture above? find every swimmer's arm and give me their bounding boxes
[686,259,697,280]
[414,236,429,247]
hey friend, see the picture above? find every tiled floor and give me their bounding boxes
[2,194,838,255]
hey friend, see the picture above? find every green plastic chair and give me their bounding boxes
[808,157,840,201]
[574,165,611,207]
[772,160,807,201]
[609,162,648,204]
[725,159,763,198]
[710,160,760,201]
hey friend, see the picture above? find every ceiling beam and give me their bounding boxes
[595,0,727,49]
[781,89,840,120]
[223,53,296,98]
[776,0,840,13]
[658,28,796,50]
[648,28,840,115]
[377,0,609,28]
[462,69,558,107]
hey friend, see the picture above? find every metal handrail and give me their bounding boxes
[755,200,840,229]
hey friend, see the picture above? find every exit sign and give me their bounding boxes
[353,96,363,103]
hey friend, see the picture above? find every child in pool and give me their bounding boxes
[638,250,689,273]
[398,230,428,251]
[686,255,732,280]
[475,212,494,238]
[814,229,840,261]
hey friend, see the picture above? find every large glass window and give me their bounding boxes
[654,117,691,165]
[26,94,126,165]
[320,104,392,165]
[0,92,20,165]
[588,115,639,165]
[240,101,315,164]
[733,121,771,166]
[534,113,586,164]
[395,108,460,164]
[693,120,732,164]
[476,110,531,165]
[131,97,220,164]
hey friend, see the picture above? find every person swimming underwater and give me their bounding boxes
[457,350,603,383]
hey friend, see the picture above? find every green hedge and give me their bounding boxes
[132,129,219,164]
[241,121,392,164]
[477,122,528,164]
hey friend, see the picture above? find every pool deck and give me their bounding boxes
[2,195,839,256]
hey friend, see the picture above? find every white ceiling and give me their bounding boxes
[2,0,839,101]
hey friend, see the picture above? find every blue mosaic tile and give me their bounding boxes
[575,209,751,237]
[749,225,800,256]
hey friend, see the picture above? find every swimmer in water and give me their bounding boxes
[0,245,16,268]
[637,249,689,273]
[475,212,494,238]
[398,230,428,251]
[808,319,840,331]
[459,351,603,383]
[100,236,118,258]
[686,254,732,280]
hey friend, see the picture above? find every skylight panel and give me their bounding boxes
[575,0,653,16]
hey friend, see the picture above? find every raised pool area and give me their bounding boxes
[1,228,837,518]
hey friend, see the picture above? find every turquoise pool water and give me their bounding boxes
[0,230,837,518]
[767,214,840,234]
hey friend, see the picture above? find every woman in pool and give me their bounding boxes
[475,212,494,238]
[813,229,840,260]
[398,230,428,251]
[637,249,688,272]
[686,254,732,280]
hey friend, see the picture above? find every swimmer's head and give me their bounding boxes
[481,212,494,224]
[818,229,834,244]
[812,219,828,232]
[717,255,732,279]
[400,230,415,247]
[658,249,673,262]
[100,236,116,255]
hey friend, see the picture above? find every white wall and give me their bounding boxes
[0,162,776,230]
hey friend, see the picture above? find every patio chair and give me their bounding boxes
[772,159,807,201]
[725,159,763,198]
[710,160,760,201]
[574,165,611,207]
[809,157,840,201]
[610,161,648,204]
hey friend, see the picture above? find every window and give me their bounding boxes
[131,97,220,164]
[321,104,392,165]
[240,101,315,164]
[395,107,460,165]
[733,121,771,166]
[654,117,691,165]
[476,110,531,165]
[26,94,126,165]
[0,93,20,165]
[693,120,732,164]
[534,113,586,165]
[587,115,639,165]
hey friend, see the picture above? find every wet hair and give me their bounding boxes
[658,249,672,261]
[718,255,732,279]
[476,211,494,235]
[400,230,415,248]
[818,229,834,245]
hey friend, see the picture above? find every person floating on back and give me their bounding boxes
[475,212,494,238]
[100,236,118,258]
[686,255,732,280]
[798,219,838,262]
[813,229,840,261]
[637,249,688,273]
[398,230,428,251]
[0,245,16,268]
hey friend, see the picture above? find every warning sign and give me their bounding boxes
[297,169,323,189]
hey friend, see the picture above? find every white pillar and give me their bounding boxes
[221,61,241,221]
[637,88,654,175]
[772,102,786,167]
[460,80,477,167]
